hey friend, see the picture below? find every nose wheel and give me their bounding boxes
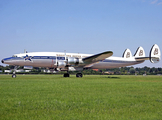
[12,74,16,78]
[11,66,19,78]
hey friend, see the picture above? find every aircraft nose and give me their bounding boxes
[1,59,4,63]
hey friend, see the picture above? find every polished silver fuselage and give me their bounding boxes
[2,52,144,70]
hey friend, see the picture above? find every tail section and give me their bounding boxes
[149,44,161,63]
[134,44,161,63]
[134,46,145,58]
[122,49,132,58]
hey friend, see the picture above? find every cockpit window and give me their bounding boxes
[12,55,17,57]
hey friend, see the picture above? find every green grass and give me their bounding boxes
[0,75,162,120]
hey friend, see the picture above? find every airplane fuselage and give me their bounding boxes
[2,52,144,70]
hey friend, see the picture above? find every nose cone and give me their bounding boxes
[1,59,4,63]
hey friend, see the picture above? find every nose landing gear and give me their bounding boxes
[12,66,19,78]
[12,74,16,78]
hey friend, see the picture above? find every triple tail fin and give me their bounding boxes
[122,49,132,58]
[134,46,145,58]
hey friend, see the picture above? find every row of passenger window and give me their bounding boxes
[24,56,65,60]
[57,57,65,60]
[28,56,56,59]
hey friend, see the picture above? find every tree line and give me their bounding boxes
[0,65,162,75]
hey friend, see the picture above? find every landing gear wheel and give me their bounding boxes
[63,73,70,77]
[12,74,16,78]
[76,73,83,78]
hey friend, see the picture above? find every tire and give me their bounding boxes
[12,74,16,78]
[63,73,70,77]
[76,73,83,78]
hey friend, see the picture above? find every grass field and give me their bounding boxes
[0,75,162,120]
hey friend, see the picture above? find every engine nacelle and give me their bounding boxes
[57,61,66,68]
[68,57,79,65]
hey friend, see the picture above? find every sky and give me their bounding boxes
[0,0,162,68]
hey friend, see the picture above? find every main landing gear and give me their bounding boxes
[63,73,83,78]
[76,73,83,77]
[63,73,70,77]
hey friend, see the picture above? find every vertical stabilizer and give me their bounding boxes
[122,49,132,58]
[149,44,161,63]
[134,47,145,58]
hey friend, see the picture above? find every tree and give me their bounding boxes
[129,67,135,74]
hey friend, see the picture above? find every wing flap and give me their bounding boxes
[83,51,113,63]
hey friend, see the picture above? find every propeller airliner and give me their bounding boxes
[1,44,161,78]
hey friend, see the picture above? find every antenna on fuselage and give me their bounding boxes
[24,49,28,53]
[64,50,67,60]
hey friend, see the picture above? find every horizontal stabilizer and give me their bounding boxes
[83,51,113,63]
[149,44,161,63]
[122,49,132,58]
[135,57,149,61]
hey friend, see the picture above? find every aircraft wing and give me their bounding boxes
[82,51,113,64]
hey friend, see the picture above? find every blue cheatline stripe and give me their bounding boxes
[3,56,59,61]
[25,56,65,60]
[31,56,57,59]
[102,59,142,63]
[3,57,22,60]
[3,57,13,60]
